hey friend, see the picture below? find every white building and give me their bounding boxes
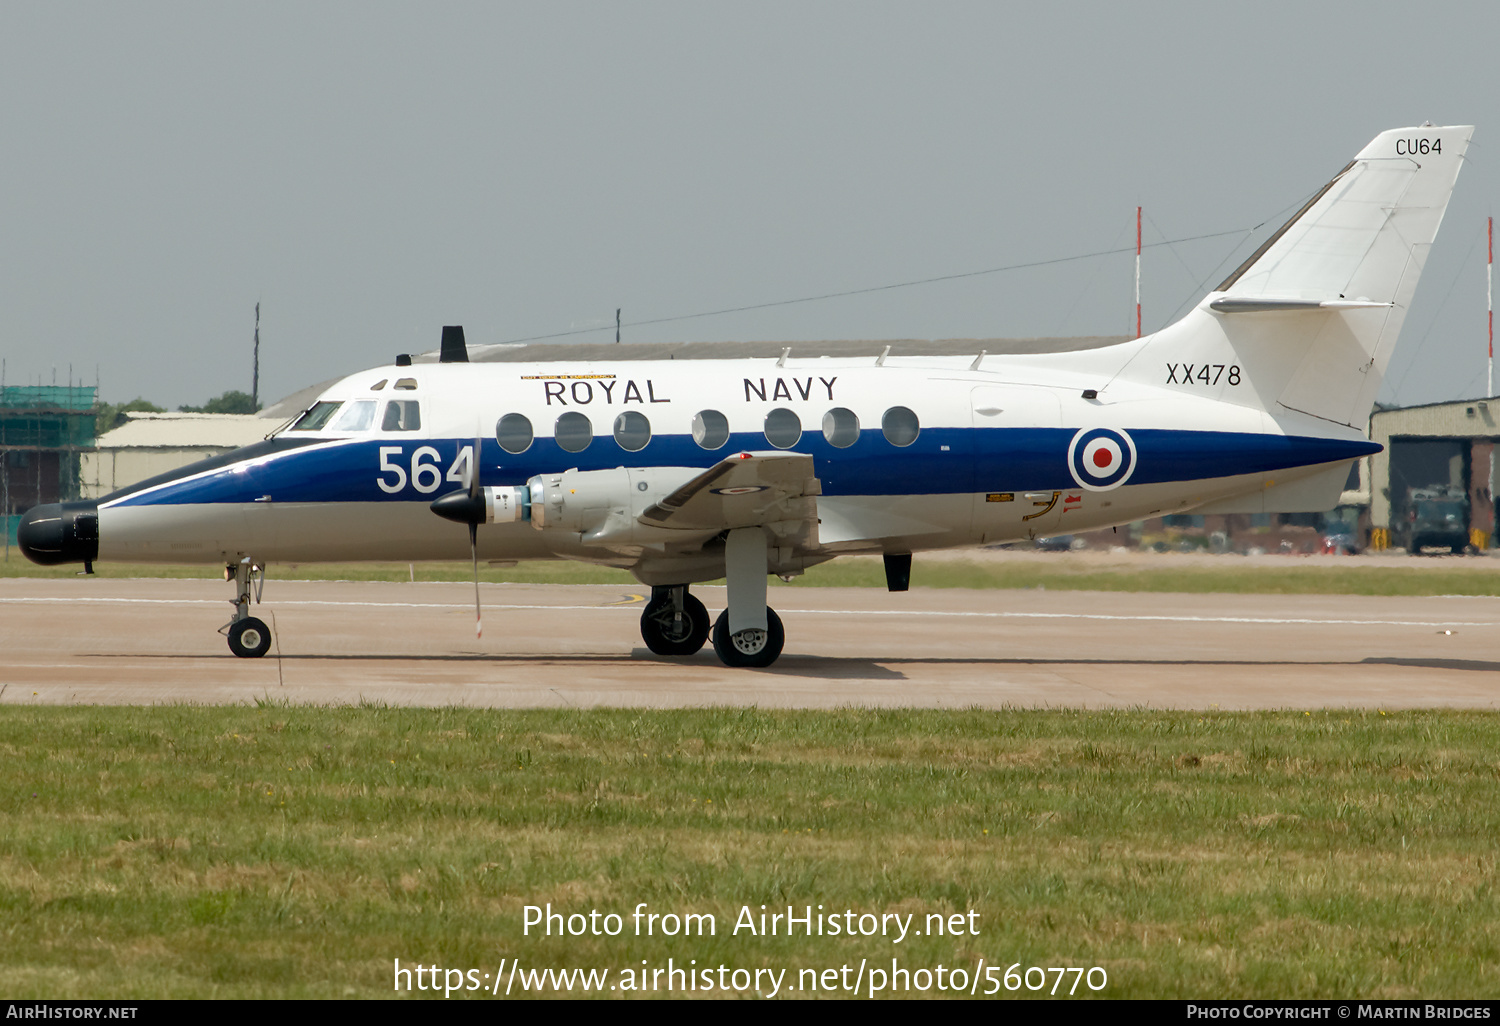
[80,412,269,499]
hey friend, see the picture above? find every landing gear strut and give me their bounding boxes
[640,585,710,656]
[221,557,272,658]
[710,527,786,668]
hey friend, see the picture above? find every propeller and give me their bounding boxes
[430,436,487,640]
[465,434,483,639]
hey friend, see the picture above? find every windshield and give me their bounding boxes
[289,401,343,431]
[1415,500,1465,523]
[330,400,377,432]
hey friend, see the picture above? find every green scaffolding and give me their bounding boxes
[1,385,99,527]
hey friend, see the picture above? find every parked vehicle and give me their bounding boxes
[1397,485,1469,555]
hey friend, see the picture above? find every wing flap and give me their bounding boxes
[639,451,820,532]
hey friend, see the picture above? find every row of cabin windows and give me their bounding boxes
[287,397,920,454]
[494,406,920,455]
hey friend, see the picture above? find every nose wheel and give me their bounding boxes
[228,617,272,658]
[221,557,273,658]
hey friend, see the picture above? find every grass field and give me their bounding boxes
[7,551,1500,596]
[3,705,1498,999]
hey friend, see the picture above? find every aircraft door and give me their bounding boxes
[236,459,282,555]
[971,386,1066,545]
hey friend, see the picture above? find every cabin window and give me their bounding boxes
[692,410,729,450]
[496,413,534,454]
[822,407,860,448]
[369,379,388,391]
[763,407,802,449]
[554,412,593,453]
[381,400,421,431]
[394,378,418,391]
[882,406,920,447]
[331,400,377,431]
[289,401,342,431]
[613,411,651,452]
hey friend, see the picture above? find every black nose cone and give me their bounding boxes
[18,501,99,566]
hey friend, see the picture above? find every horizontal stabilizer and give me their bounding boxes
[1208,297,1393,314]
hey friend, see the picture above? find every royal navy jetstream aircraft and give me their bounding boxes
[19,125,1473,667]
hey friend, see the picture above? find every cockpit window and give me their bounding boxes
[289,401,343,431]
[331,400,377,432]
[381,400,421,431]
[394,378,418,391]
[370,379,388,391]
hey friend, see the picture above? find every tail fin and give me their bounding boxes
[1121,126,1472,429]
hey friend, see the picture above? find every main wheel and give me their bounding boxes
[640,593,710,655]
[228,616,272,658]
[711,607,785,668]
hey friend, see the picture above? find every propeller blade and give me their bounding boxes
[470,521,482,639]
[468,436,482,500]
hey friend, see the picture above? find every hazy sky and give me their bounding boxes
[2,1,1496,410]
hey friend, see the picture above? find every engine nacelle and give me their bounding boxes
[483,486,529,523]
[526,466,700,535]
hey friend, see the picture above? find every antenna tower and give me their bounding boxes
[252,302,260,409]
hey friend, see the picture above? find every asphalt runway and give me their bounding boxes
[2,577,1499,709]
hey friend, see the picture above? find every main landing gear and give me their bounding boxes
[638,528,788,668]
[221,557,272,658]
[640,586,711,656]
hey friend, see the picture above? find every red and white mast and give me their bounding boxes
[1488,215,1493,398]
[1135,206,1143,339]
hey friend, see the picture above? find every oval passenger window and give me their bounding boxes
[763,408,802,449]
[822,407,860,448]
[496,413,534,454]
[614,411,651,452]
[692,410,729,450]
[882,406,920,447]
[554,412,593,453]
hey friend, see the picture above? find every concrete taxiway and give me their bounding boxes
[1,577,1498,709]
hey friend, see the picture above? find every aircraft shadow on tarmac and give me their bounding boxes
[85,651,1500,681]
[1361,656,1500,673]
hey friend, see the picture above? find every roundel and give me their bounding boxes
[1067,427,1137,491]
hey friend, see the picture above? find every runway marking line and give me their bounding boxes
[0,596,1492,629]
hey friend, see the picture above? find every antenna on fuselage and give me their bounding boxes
[439,325,470,363]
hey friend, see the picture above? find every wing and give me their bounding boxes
[638,451,821,535]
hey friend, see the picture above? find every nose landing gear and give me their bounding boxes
[220,557,272,658]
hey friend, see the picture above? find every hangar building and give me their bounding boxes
[1362,398,1497,551]
[80,412,269,500]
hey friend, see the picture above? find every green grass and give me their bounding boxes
[3,706,1499,998]
[8,552,1500,596]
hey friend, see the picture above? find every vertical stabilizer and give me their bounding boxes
[1120,126,1472,430]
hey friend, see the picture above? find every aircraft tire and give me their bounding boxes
[640,593,710,656]
[711,607,784,668]
[228,617,272,659]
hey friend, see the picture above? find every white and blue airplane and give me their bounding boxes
[19,125,1473,667]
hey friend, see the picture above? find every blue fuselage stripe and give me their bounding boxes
[105,428,1381,507]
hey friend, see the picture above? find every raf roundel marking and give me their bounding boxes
[1067,427,1137,491]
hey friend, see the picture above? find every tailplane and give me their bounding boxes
[1118,126,1472,429]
